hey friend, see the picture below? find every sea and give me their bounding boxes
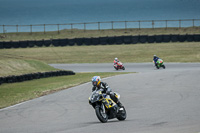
[0,0,200,33]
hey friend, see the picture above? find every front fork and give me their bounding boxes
[101,103,106,114]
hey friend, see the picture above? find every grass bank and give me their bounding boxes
[0,27,200,41]
[0,59,57,77]
[0,72,131,109]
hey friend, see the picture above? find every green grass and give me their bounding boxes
[0,42,200,66]
[0,27,200,41]
[0,59,57,77]
[0,72,131,109]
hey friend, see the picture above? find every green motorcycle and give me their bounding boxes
[155,59,166,69]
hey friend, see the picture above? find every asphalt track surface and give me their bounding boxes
[1,63,200,133]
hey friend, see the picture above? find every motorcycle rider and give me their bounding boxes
[114,57,119,65]
[153,55,160,66]
[91,76,123,108]
[114,57,121,68]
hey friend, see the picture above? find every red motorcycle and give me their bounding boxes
[114,62,125,70]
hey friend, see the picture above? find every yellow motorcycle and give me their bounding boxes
[89,89,126,123]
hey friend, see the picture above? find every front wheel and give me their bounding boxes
[114,66,118,70]
[162,65,166,69]
[116,106,126,121]
[122,66,125,70]
[95,106,108,123]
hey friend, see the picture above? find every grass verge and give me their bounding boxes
[0,72,131,109]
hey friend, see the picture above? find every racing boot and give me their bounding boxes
[110,92,123,108]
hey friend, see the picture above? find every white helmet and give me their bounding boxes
[115,58,118,61]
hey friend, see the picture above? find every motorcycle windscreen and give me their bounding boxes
[89,91,101,103]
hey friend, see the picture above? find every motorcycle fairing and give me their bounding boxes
[102,97,116,109]
[156,59,163,67]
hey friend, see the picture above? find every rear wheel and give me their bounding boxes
[95,106,108,123]
[116,106,126,121]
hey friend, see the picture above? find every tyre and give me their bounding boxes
[95,106,108,123]
[162,65,166,69]
[122,67,125,70]
[116,106,126,121]
[156,65,159,69]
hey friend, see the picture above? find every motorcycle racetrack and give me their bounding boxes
[1,63,200,133]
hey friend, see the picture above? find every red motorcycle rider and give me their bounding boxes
[114,58,119,65]
[113,58,125,70]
